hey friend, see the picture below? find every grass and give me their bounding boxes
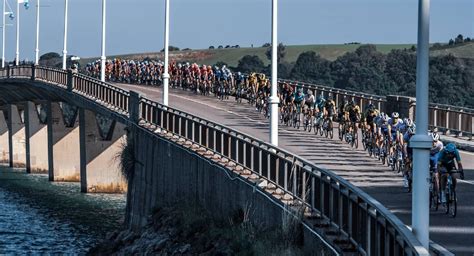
[79,42,474,68]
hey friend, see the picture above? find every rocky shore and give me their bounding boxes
[89,204,304,255]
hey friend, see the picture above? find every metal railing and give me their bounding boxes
[1,65,430,255]
[278,78,473,138]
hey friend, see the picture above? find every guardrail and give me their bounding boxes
[278,78,473,139]
[3,65,430,255]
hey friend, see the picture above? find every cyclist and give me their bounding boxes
[292,87,305,115]
[438,143,465,203]
[362,104,379,135]
[344,100,361,136]
[430,132,443,171]
[323,95,336,121]
[387,112,404,164]
[304,91,316,122]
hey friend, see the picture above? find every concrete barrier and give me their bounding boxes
[0,110,8,163]
[8,104,26,168]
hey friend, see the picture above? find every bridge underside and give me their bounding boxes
[0,79,127,193]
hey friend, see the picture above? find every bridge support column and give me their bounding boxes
[0,110,9,164]
[47,102,80,182]
[79,108,127,193]
[7,104,26,168]
[24,102,48,173]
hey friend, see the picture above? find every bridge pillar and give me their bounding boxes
[7,104,26,168]
[0,110,9,164]
[24,102,48,173]
[47,102,80,182]
[79,108,127,193]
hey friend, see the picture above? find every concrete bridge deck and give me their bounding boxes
[114,83,474,255]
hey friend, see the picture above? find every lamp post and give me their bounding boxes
[2,0,7,68]
[410,0,432,250]
[15,0,19,65]
[100,0,106,82]
[162,0,169,106]
[269,0,280,146]
[34,0,39,65]
[62,0,68,70]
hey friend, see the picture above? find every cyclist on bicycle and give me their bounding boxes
[438,143,464,203]
[305,91,316,117]
[292,87,305,114]
[362,104,379,134]
[344,100,361,135]
[323,95,336,121]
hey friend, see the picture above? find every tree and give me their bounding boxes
[331,45,389,95]
[290,51,332,85]
[262,43,271,47]
[214,61,228,68]
[236,55,265,73]
[225,45,230,49]
[385,49,416,95]
[209,46,215,49]
[454,34,464,44]
[465,37,471,42]
[39,52,60,61]
[160,45,180,52]
[218,45,223,49]
[448,39,455,45]
[265,43,286,64]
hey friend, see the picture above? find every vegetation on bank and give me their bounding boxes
[89,203,311,255]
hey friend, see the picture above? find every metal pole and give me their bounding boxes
[269,0,279,146]
[100,0,106,82]
[15,0,19,65]
[35,0,40,65]
[62,0,68,70]
[162,0,169,106]
[2,0,5,68]
[410,0,431,249]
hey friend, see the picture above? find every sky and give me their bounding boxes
[2,0,473,61]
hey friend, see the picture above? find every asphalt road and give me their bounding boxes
[116,83,474,255]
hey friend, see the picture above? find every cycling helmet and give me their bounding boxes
[404,118,414,127]
[408,126,416,135]
[431,132,440,142]
[444,143,456,154]
[350,100,355,105]
[367,103,375,110]
[297,87,303,93]
[392,112,399,119]
[237,72,241,76]
[382,113,389,122]
[308,91,313,95]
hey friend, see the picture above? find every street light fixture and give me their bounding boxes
[62,0,68,70]
[1,0,14,68]
[15,0,29,66]
[162,0,169,106]
[269,0,280,146]
[100,0,106,82]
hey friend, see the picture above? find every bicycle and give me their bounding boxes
[444,170,458,218]
[322,116,333,139]
[428,165,439,210]
[313,112,324,136]
[293,104,302,129]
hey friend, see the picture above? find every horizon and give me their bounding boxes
[2,0,472,61]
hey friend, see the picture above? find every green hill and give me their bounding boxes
[80,43,474,67]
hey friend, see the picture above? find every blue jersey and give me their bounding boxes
[437,148,461,166]
[294,92,305,103]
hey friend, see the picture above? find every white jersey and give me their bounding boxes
[431,140,444,155]
[388,118,404,132]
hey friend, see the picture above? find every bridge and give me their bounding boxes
[1,65,472,255]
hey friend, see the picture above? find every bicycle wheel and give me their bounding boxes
[449,190,457,218]
[303,116,308,131]
[354,130,359,149]
[308,116,313,132]
[362,132,367,150]
[338,124,343,141]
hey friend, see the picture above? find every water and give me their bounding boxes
[0,166,126,254]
